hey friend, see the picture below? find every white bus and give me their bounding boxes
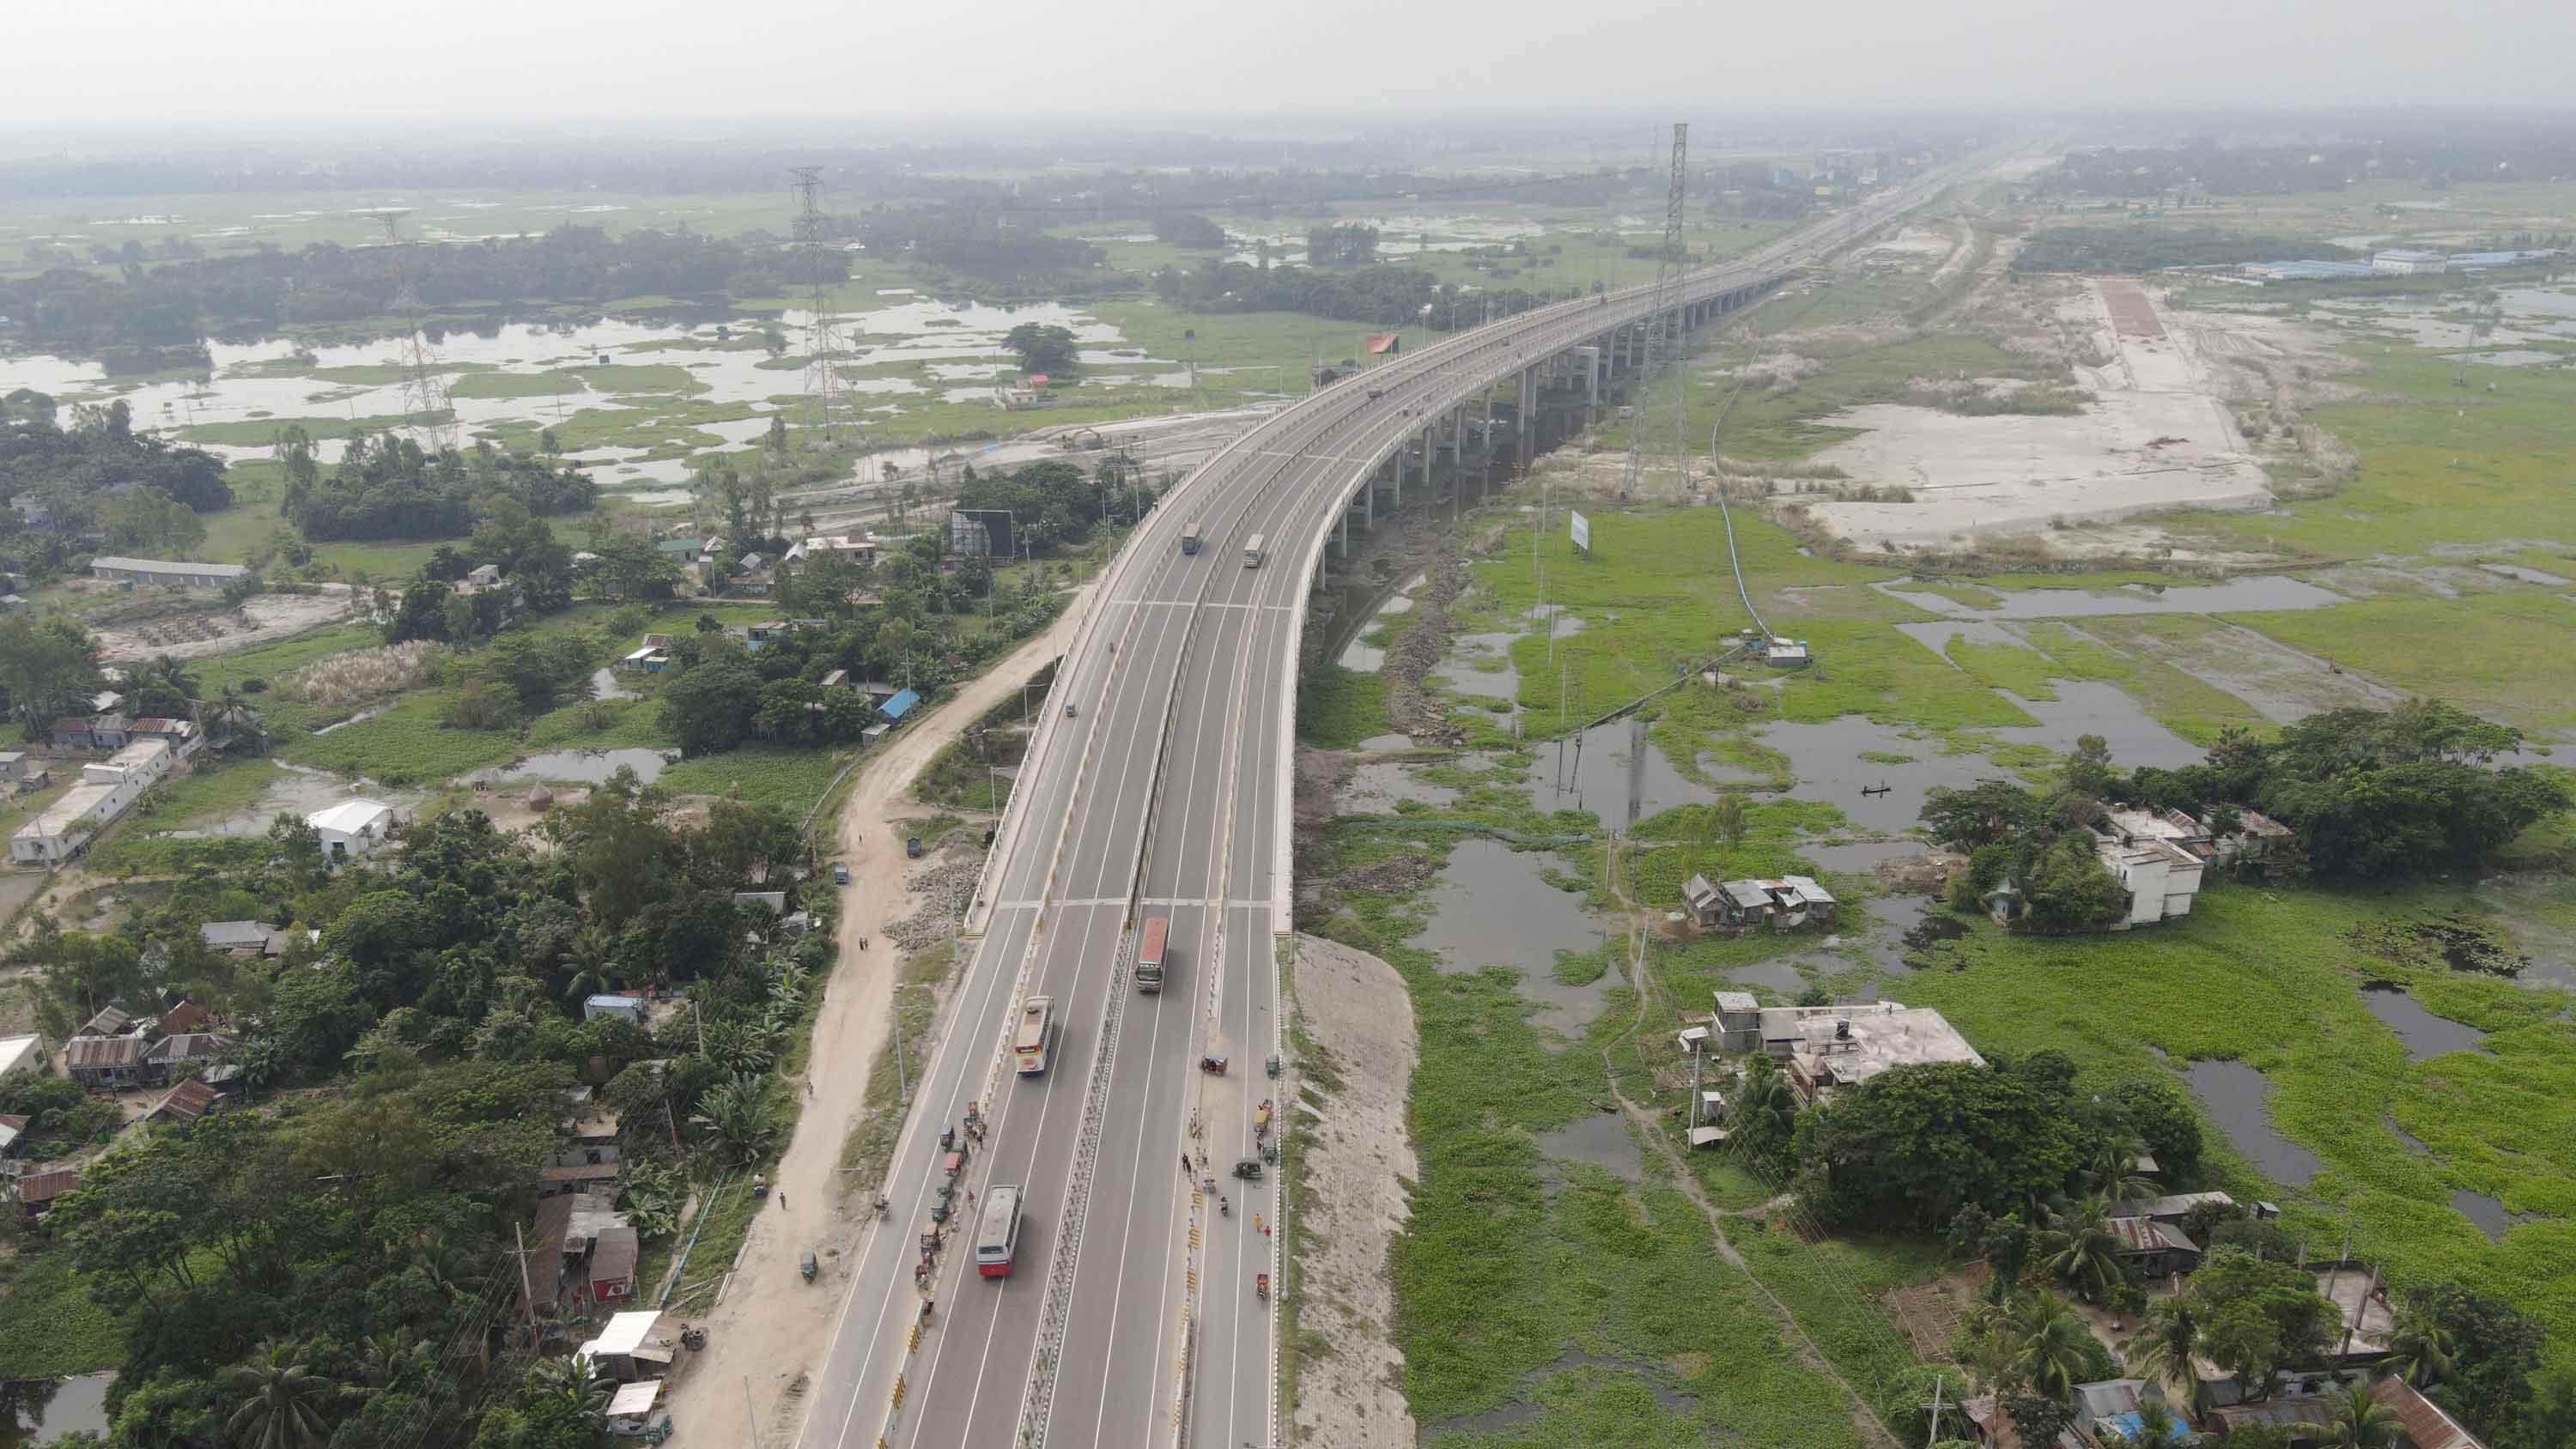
[1243,534,1267,568]
[1014,996,1054,1076]
[975,1184,1025,1277]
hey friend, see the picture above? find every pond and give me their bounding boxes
[2184,1059,2321,1187]
[1413,839,1614,1034]
[2359,984,2490,1062]
[0,1373,116,1448]
[1990,682,2205,770]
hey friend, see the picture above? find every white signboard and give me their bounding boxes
[1569,509,1591,553]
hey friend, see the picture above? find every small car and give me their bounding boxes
[833,864,850,885]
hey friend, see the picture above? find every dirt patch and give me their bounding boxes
[1378,546,1472,745]
[88,587,359,662]
[1286,933,1419,1449]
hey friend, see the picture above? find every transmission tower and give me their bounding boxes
[1621,123,1689,494]
[790,167,848,440]
[372,210,455,452]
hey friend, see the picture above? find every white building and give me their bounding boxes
[2093,811,2206,926]
[307,799,397,861]
[0,1032,45,1082]
[781,535,880,567]
[88,556,251,589]
[2371,248,2449,276]
[9,739,173,863]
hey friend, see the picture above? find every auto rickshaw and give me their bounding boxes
[800,1250,818,1282]
[1231,1156,1264,1183]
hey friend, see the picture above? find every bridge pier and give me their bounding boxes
[1517,367,1537,470]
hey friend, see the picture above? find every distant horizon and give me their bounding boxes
[15,0,2576,127]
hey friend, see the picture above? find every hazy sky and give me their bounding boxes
[13,0,2576,123]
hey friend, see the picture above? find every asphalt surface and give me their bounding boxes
[795,160,1976,1449]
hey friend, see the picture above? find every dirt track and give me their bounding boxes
[658,594,1085,1445]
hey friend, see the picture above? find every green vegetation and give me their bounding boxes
[1297,665,1390,748]
[2014,227,2354,273]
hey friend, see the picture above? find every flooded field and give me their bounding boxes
[1527,717,1715,828]
[1412,839,1613,1034]
[1536,1108,1644,1181]
[1990,681,2204,769]
[2185,1058,2321,1187]
[1879,574,2342,620]
[163,762,421,838]
[1760,715,2000,833]
[0,298,1156,498]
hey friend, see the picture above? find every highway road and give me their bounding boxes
[794,153,1984,1449]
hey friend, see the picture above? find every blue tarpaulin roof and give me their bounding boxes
[881,688,921,721]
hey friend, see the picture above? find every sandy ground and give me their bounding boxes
[659,593,1084,1446]
[1806,279,2275,549]
[1285,933,1419,1449]
[88,585,359,663]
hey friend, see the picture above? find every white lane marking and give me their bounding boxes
[920,573,1201,1446]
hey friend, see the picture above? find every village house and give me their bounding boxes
[2090,820,2205,927]
[582,993,646,1025]
[0,750,42,784]
[77,1003,136,1039]
[0,1113,29,1159]
[538,1142,623,1200]
[141,1032,236,1086]
[65,1032,148,1088]
[144,1077,226,1126]
[307,798,397,861]
[782,534,879,567]
[2106,1214,2202,1278]
[123,718,204,757]
[1678,875,1833,930]
[0,1032,46,1082]
[576,1309,690,1384]
[617,633,676,674]
[200,920,281,955]
[12,1167,81,1223]
[1710,997,1984,1105]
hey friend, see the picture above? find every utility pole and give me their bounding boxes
[1919,1373,1947,1446]
[509,1223,542,1346]
[1623,122,1689,498]
[744,1376,763,1449]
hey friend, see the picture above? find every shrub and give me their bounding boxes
[283,640,451,706]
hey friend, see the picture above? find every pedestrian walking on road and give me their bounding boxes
[777,1191,788,1211]
[1181,1152,1193,1179]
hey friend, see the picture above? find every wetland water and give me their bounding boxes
[1413,839,1614,1034]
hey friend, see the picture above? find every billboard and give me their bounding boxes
[1569,509,1590,553]
[948,509,1017,561]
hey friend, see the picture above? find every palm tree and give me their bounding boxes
[699,1018,778,1076]
[690,1070,781,1164]
[1997,1290,2097,1400]
[521,1355,611,1420]
[2125,1296,2202,1405]
[2378,1308,2457,1390]
[357,1331,430,1392]
[2298,1383,2401,1449]
[2085,1137,2160,1206]
[1729,1052,1800,1166]
[2039,1194,2128,1304]
[222,1341,337,1449]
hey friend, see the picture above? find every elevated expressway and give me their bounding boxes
[795,157,1976,1449]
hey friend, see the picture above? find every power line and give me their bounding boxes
[370,209,455,452]
[791,166,849,442]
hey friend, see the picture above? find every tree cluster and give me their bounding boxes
[1794,1050,2201,1235]
[0,225,815,357]
[1923,733,2132,932]
[283,432,593,543]
[2117,703,2567,879]
[1151,212,1228,248]
[1305,223,1382,266]
[852,206,1102,282]
[18,779,826,1448]
[1148,257,1556,332]
[0,392,233,562]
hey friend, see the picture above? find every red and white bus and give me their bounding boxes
[975,1184,1025,1277]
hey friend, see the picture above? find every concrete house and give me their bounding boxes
[307,799,396,860]
[0,1032,46,1082]
[12,739,177,864]
[583,993,646,1025]
[1712,998,1984,1105]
